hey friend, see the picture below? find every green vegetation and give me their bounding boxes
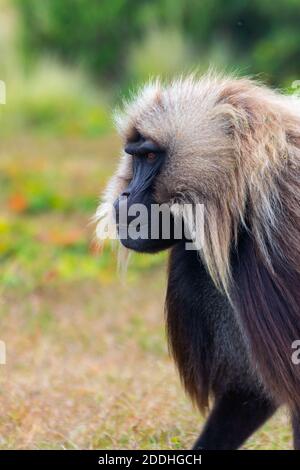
[2,0,299,136]
[15,0,300,87]
[5,59,111,136]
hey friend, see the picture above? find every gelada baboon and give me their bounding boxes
[95,73,300,449]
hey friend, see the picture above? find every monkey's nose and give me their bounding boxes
[114,194,134,226]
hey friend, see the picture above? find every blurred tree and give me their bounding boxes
[15,0,145,80]
[15,0,300,86]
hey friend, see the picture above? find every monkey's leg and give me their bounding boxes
[292,411,300,449]
[192,389,277,450]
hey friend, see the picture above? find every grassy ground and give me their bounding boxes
[0,135,292,449]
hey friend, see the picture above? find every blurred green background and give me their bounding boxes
[2,0,300,136]
[0,0,298,449]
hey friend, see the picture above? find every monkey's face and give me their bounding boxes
[113,134,183,253]
[114,78,237,207]
[97,76,249,254]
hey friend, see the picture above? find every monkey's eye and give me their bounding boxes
[146,152,157,162]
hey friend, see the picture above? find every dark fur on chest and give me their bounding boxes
[166,241,262,411]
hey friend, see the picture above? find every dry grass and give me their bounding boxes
[0,135,292,449]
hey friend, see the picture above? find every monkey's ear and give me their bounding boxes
[230,229,300,411]
[218,82,279,151]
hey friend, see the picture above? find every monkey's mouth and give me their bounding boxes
[117,222,149,231]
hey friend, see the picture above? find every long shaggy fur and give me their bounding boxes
[96,72,300,411]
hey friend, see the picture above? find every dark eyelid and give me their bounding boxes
[125,140,163,156]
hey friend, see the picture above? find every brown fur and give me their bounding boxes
[96,72,300,410]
